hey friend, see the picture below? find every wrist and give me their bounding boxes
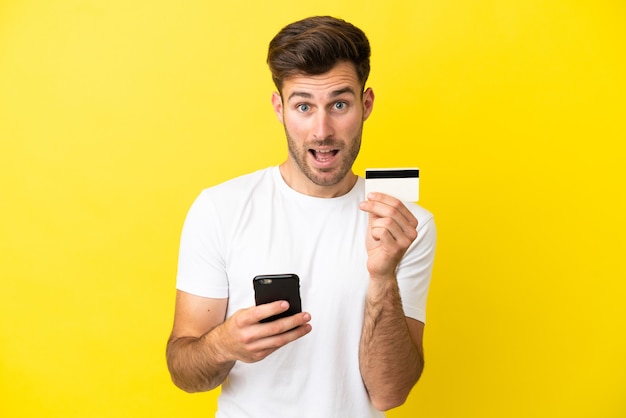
[367,275,399,301]
[368,271,396,281]
[202,324,235,365]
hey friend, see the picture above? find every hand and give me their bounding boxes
[359,192,418,279]
[215,301,312,364]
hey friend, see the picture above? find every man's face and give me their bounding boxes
[272,61,374,197]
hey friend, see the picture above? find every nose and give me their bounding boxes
[312,110,334,140]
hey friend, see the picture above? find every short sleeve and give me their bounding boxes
[175,191,229,298]
[397,209,436,323]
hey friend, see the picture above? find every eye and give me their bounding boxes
[297,103,311,113]
[334,101,347,110]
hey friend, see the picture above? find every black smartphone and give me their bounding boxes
[253,274,302,323]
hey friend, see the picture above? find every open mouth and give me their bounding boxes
[310,149,339,162]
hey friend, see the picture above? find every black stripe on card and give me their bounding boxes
[365,169,419,179]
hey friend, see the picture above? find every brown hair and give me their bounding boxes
[267,16,371,93]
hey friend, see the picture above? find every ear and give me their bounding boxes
[362,87,374,121]
[271,92,284,124]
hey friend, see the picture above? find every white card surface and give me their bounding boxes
[365,168,420,202]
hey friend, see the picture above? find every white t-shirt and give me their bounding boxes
[176,166,436,418]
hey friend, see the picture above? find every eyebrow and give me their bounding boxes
[287,87,357,102]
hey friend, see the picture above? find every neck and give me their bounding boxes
[278,162,357,198]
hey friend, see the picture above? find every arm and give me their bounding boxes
[166,290,312,393]
[359,279,425,410]
[166,291,232,392]
[358,193,425,411]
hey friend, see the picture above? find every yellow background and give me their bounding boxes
[1,1,625,417]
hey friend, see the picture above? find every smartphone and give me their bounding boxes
[253,274,302,323]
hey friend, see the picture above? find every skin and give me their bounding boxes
[271,61,371,198]
[166,61,424,411]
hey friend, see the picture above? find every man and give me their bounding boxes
[166,15,436,417]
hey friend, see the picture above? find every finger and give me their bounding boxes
[246,315,312,355]
[259,310,311,333]
[270,320,312,345]
[244,300,291,326]
[370,219,401,243]
[361,193,418,229]
[263,313,312,340]
[371,217,417,245]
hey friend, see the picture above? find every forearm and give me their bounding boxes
[166,325,235,393]
[359,277,424,411]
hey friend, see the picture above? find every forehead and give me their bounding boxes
[282,61,362,100]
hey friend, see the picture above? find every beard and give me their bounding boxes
[284,125,363,187]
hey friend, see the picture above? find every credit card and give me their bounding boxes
[365,168,420,202]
